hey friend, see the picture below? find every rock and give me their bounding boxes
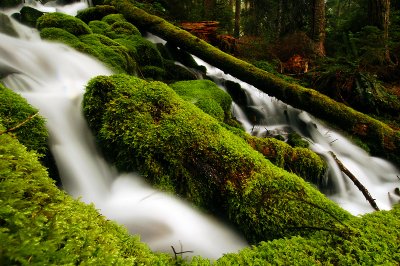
[19,6,44,28]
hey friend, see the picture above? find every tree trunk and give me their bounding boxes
[109,0,400,168]
[368,0,391,61]
[312,0,326,56]
[234,0,241,38]
[203,0,216,20]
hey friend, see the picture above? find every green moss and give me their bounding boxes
[140,65,166,80]
[101,13,126,25]
[0,128,173,265]
[170,79,232,122]
[287,132,310,148]
[36,12,92,36]
[40,27,81,47]
[0,84,48,156]
[245,136,326,186]
[76,5,118,24]
[216,205,400,265]
[88,20,109,35]
[105,21,141,39]
[83,74,351,244]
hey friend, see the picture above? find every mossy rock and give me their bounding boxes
[118,35,163,68]
[224,80,248,107]
[163,60,198,82]
[0,126,173,265]
[83,74,351,243]
[101,13,126,25]
[76,5,118,24]
[19,6,44,28]
[88,20,109,35]
[287,132,310,148]
[105,21,141,39]
[0,84,48,156]
[140,65,165,81]
[171,79,232,114]
[0,0,23,8]
[0,13,18,37]
[79,34,136,74]
[165,42,205,72]
[40,27,81,47]
[36,12,92,36]
[245,135,326,186]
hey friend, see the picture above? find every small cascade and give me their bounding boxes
[0,8,247,260]
[192,56,400,215]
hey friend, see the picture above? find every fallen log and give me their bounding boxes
[106,0,400,168]
[329,151,380,211]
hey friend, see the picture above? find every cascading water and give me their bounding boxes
[191,56,400,216]
[0,2,248,259]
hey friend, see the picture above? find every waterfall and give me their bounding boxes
[0,7,248,260]
[191,56,400,215]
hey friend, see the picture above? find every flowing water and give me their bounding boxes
[191,56,400,216]
[0,1,248,259]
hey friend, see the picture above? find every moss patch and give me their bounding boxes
[37,12,92,36]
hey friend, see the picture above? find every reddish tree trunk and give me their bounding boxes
[312,0,326,56]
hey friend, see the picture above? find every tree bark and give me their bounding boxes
[368,0,391,61]
[108,0,400,168]
[312,0,326,56]
[234,0,241,38]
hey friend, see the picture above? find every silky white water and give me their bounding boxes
[0,3,248,259]
[191,56,400,215]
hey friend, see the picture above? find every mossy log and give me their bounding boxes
[83,74,351,243]
[107,0,400,167]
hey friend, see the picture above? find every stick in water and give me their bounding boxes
[329,151,380,211]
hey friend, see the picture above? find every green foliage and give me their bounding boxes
[311,58,400,116]
[83,74,351,244]
[36,12,92,36]
[0,130,174,265]
[170,79,232,122]
[0,83,48,156]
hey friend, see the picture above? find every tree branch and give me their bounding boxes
[0,112,39,135]
[329,151,380,211]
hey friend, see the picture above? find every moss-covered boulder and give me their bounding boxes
[0,13,18,37]
[0,84,48,156]
[79,33,136,74]
[101,13,126,25]
[36,12,92,36]
[88,20,109,35]
[19,6,44,28]
[163,60,198,82]
[0,126,173,265]
[106,21,141,39]
[83,74,351,243]
[170,79,232,122]
[76,5,117,24]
